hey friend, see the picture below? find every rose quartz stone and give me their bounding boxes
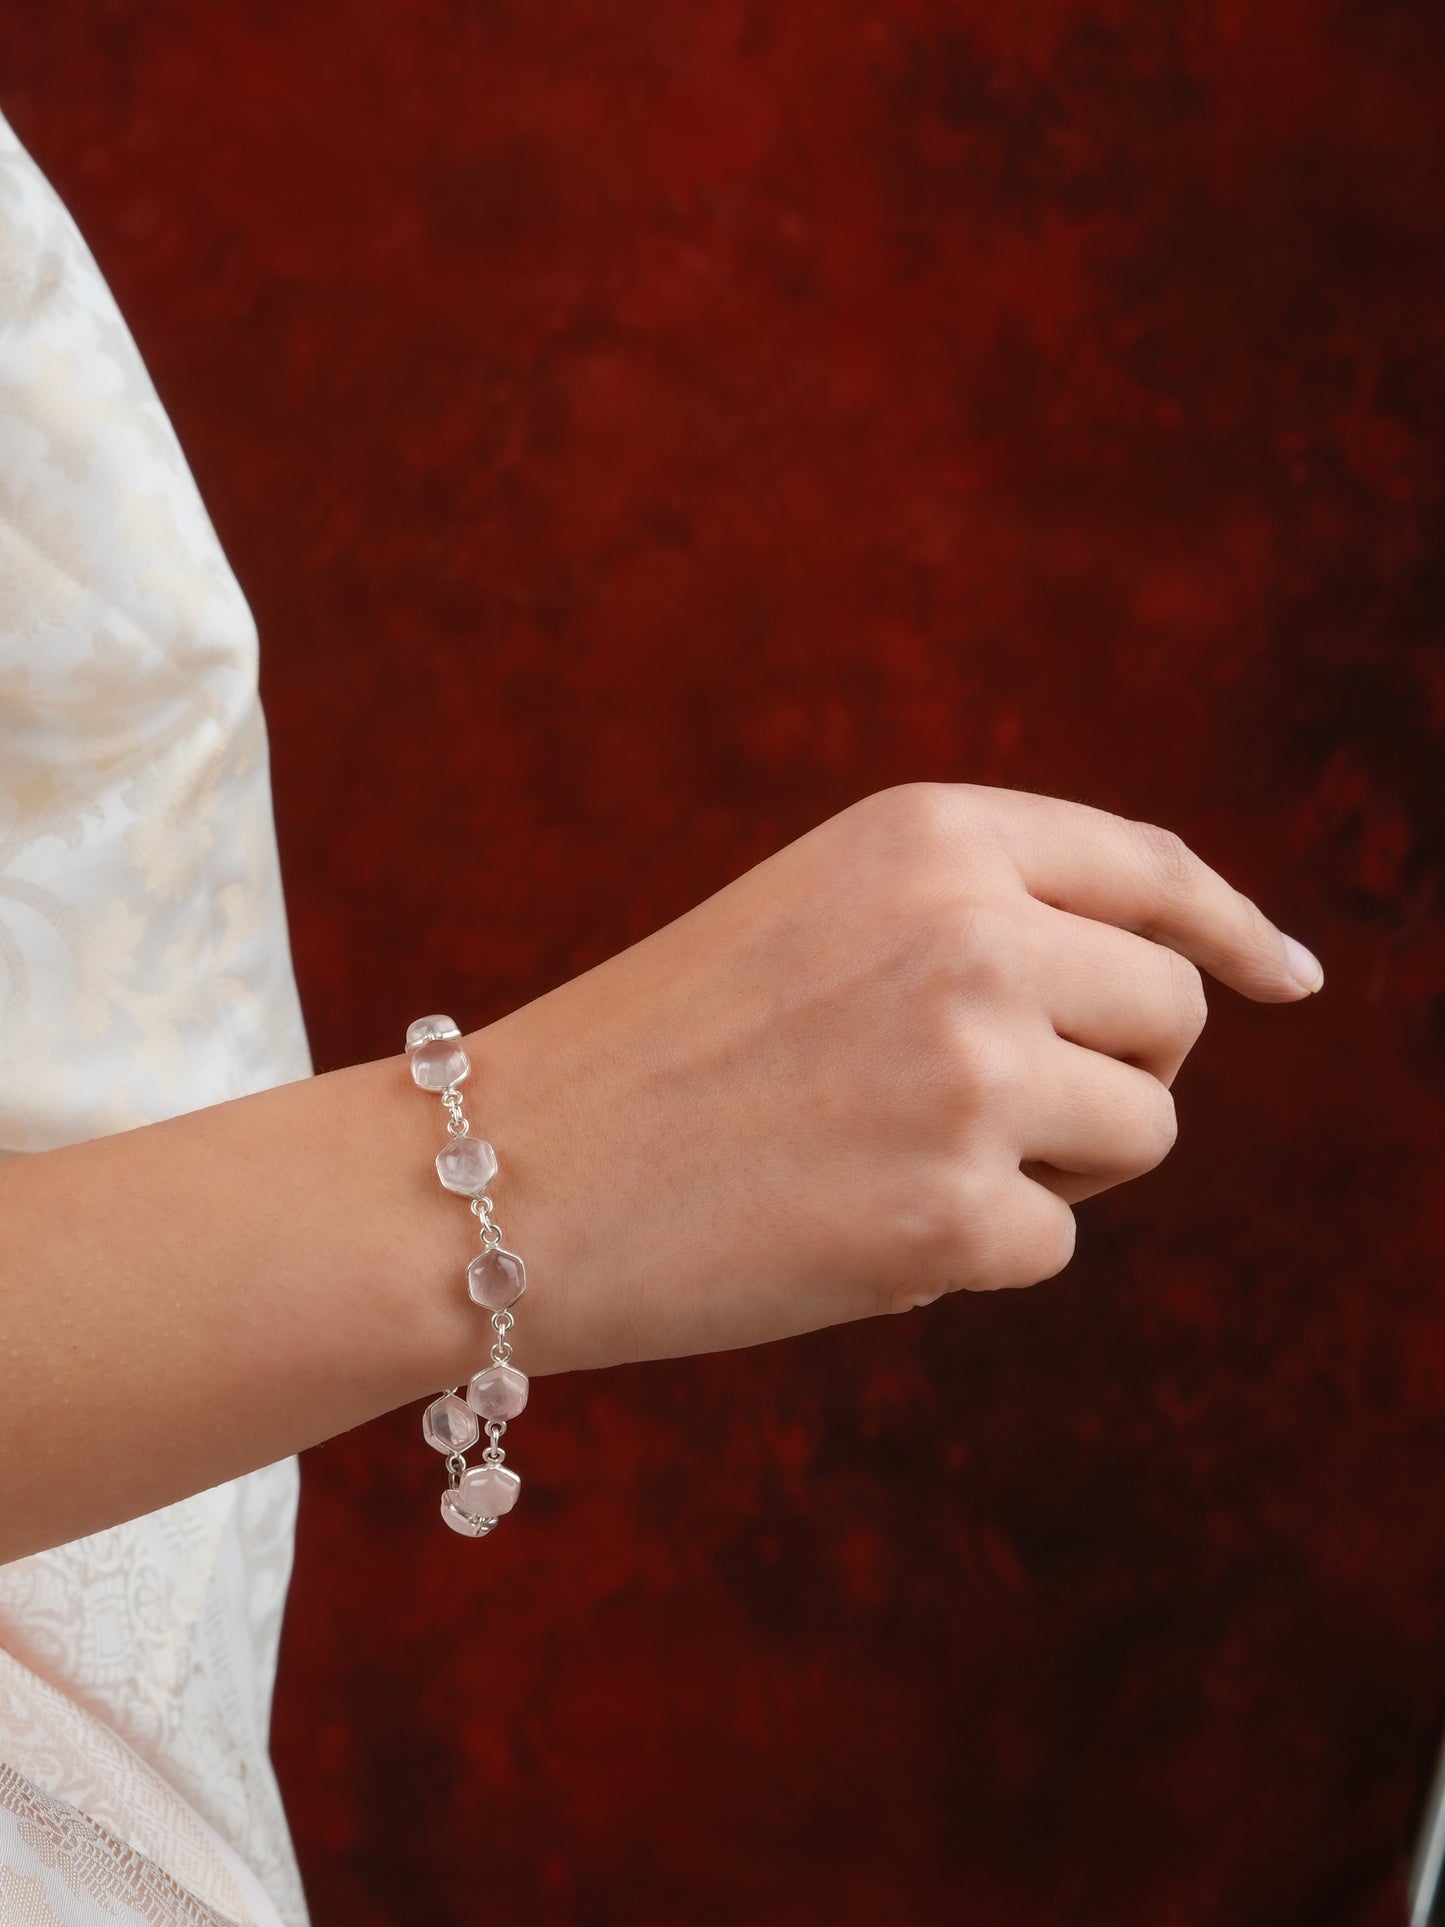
[439,1491,492,1536]
[467,1364,529,1421]
[435,1135,497,1196]
[467,1247,525,1310]
[411,1039,470,1091]
[456,1464,521,1518]
[407,1015,460,1051]
[423,1394,479,1454]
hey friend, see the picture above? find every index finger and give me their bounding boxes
[971,787,1324,1004]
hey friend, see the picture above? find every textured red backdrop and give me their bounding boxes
[8,5,1445,1922]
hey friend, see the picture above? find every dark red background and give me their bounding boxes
[9,4,1445,1922]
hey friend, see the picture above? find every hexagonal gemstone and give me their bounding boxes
[467,1247,525,1310]
[436,1135,497,1196]
[411,1039,470,1091]
[455,1464,521,1518]
[422,1394,479,1454]
[467,1364,529,1421]
[439,1490,493,1536]
[407,1014,461,1051]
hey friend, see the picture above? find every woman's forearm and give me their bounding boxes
[0,1038,502,1563]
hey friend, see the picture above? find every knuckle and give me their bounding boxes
[1033,1206,1078,1284]
[887,900,1029,1055]
[954,898,1017,971]
[864,780,954,851]
[1166,953,1209,1044]
[975,1200,1077,1293]
[1134,820,1198,899]
[922,1168,986,1258]
[1140,1085,1180,1169]
[881,1160,993,1305]
[872,1268,912,1318]
[897,957,1027,1130]
[876,1269,946,1318]
[937,901,1017,1003]
[950,1018,1026,1116]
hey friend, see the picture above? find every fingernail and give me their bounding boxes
[1282,934,1324,994]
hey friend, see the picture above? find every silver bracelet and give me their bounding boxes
[405,1013,528,1538]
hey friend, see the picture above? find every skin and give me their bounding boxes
[0,783,1322,1564]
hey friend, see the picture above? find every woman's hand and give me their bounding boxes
[0,779,1323,1557]
[476,782,1324,1376]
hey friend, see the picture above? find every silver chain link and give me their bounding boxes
[469,1193,504,1251]
[490,1307,514,1369]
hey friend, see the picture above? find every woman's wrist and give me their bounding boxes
[0,1036,556,1560]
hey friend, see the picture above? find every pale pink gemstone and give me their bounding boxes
[422,1394,479,1454]
[467,1247,525,1310]
[435,1135,497,1196]
[411,1039,470,1091]
[455,1464,521,1518]
[467,1364,529,1421]
[439,1490,492,1536]
[407,1014,460,1051]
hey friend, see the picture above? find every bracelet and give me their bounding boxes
[405,1013,528,1539]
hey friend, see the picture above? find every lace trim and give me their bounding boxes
[0,1762,246,1925]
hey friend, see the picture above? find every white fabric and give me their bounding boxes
[0,107,312,1925]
